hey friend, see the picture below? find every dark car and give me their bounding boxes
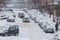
[22,17,30,23]
[0,25,19,36]
[18,13,25,18]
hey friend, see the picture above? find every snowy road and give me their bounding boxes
[0,10,55,40]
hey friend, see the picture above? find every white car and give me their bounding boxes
[0,15,8,20]
[30,14,37,20]
[43,22,55,33]
[0,11,8,20]
[7,16,15,22]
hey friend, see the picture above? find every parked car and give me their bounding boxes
[44,28,54,33]
[30,15,37,20]
[0,15,8,20]
[43,22,55,33]
[18,13,25,18]
[34,17,40,23]
[22,17,30,23]
[7,16,15,22]
[0,9,16,22]
[0,25,19,36]
[0,11,8,20]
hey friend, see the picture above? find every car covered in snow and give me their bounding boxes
[38,17,55,33]
[38,18,45,26]
[5,9,16,22]
[0,25,19,36]
[30,14,37,20]
[0,9,15,21]
[7,16,15,22]
[44,28,54,33]
[43,22,55,33]
[38,22,47,29]
[0,15,8,20]
[0,11,8,20]
[34,16,43,23]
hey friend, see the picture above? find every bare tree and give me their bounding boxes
[0,0,6,8]
[32,0,42,10]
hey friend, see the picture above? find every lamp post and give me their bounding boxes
[53,0,56,22]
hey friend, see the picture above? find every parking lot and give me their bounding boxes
[0,9,57,40]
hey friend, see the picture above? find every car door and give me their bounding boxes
[8,27,15,34]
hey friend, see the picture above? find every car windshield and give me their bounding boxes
[9,25,19,30]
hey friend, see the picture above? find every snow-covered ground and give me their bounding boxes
[0,9,59,40]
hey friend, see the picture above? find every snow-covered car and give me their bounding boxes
[22,17,30,23]
[0,15,8,20]
[7,16,15,22]
[0,25,19,36]
[0,11,8,20]
[34,17,39,23]
[29,13,37,20]
[30,16,37,20]
[43,22,55,33]
[0,9,16,22]
[34,16,43,23]
[44,28,54,33]
[18,13,25,18]
[38,22,47,29]
[38,22,43,28]
[35,13,45,23]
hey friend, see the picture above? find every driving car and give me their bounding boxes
[18,13,25,18]
[0,25,19,36]
[22,17,30,23]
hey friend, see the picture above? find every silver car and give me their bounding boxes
[22,17,30,23]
